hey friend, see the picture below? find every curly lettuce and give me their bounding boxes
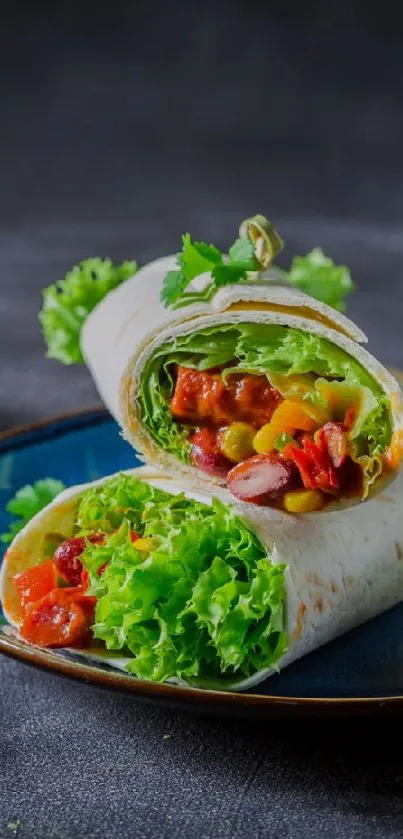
[277,248,354,312]
[40,258,137,364]
[77,474,287,684]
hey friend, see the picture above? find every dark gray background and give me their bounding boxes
[1,4,403,837]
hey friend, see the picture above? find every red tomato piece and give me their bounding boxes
[53,534,105,586]
[226,453,297,503]
[14,560,57,615]
[20,588,96,648]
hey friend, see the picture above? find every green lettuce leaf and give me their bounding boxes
[78,474,287,684]
[40,258,137,364]
[138,323,392,468]
[282,248,355,312]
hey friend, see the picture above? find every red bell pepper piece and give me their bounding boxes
[283,437,340,493]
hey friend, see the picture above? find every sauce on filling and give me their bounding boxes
[170,365,371,510]
[171,367,282,428]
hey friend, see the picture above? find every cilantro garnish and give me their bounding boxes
[161,217,283,310]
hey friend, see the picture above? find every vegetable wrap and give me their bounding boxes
[2,466,403,691]
[81,254,403,514]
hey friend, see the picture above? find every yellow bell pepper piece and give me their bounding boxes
[253,423,293,454]
[283,490,325,513]
[132,537,154,552]
[253,399,317,454]
[270,400,317,431]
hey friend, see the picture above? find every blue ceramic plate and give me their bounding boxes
[1,407,403,717]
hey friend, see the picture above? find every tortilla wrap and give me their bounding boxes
[2,465,403,691]
[81,257,403,502]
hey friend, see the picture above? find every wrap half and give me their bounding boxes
[81,257,403,514]
[2,465,403,691]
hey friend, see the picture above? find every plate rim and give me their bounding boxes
[2,405,403,716]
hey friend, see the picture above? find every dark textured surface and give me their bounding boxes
[2,5,403,837]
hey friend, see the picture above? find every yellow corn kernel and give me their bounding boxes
[253,423,293,454]
[219,422,256,463]
[283,490,325,514]
[132,537,154,552]
[270,400,317,432]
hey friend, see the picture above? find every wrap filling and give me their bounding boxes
[138,323,396,512]
[10,474,286,684]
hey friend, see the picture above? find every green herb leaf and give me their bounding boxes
[211,262,252,287]
[180,234,222,281]
[285,247,354,312]
[228,237,257,267]
[160,269,189,307]
[160,235,224,308]
[39,257,137,364]
[1,478,66,544]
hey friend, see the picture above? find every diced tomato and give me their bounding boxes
[283,438,340,493]
[130,531,139,543]
[53,533,105,586]
[171,367,281,428]
[317,422,348,468]
[20,587,96,648]
[14,560,57,615]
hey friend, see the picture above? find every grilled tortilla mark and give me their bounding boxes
[313,595,324,614]
[292,602,307,642]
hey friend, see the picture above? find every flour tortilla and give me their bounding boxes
[81,256,403,494]
[2,465,403,691]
